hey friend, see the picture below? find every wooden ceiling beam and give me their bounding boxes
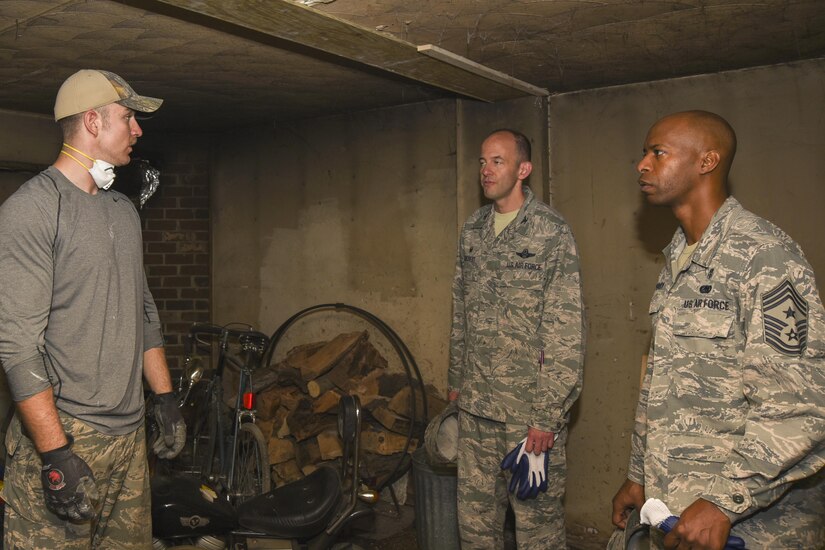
[128,0,547,102]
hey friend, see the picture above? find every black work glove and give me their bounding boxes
[40,435,99,522]
[152,391,186,459]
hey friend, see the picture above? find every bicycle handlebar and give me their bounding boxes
[188,322,268,342]
[185,323,269,361]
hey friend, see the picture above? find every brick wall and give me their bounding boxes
[139,144,211,377]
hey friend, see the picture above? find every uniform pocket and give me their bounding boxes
[497,272,544,337]
[672,309,736,356]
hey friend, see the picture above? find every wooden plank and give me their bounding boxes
[141,0,544,101]
[418,44,548,96]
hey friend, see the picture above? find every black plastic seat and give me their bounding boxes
[236,465,342,539]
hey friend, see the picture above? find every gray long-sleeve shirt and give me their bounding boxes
[0,167,164,435]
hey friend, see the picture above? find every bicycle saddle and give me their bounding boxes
[236,464,343,539]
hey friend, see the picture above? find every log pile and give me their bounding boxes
[229,330,447,489]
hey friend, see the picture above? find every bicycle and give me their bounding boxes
[175,322,271,504]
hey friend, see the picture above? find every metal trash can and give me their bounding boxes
[412,447,460,550]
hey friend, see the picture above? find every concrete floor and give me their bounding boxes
[343,502,611,550]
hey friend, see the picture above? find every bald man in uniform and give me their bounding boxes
[610,111,825,549]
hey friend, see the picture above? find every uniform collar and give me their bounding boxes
[481,186,535,240]
[663,196,743,271]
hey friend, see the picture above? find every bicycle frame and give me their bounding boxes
[179,322,270,502]
[226,330,267,493]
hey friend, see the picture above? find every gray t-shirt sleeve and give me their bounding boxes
[0,183,57,400]
[142,269,164,351]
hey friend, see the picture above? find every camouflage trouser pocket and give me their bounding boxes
[4,413,150,549]
[2,414,43,523]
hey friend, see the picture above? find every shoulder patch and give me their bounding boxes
[762,279,808,356]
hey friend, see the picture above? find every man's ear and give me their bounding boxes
[83,109,101,137]
[518,161,533,180]
[699,150,721,174]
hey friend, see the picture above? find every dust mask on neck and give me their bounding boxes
[60,143,116,190]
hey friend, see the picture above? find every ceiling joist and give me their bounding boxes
[128,0,547,102]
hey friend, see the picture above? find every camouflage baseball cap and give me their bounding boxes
[54,69,162,121]
[424,400,459,466]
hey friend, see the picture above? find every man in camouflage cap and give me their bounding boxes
[449,129,585,548]
[610,111,825,549]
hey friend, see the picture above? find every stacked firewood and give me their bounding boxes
[223,330,446,489]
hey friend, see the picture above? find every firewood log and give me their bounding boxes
[273,459,302,485]
[361,424,412,455]
[268,437,296,465]
[317,430,343,460]
[286,398,338,441]
[295,438,322,470]
[252,361,305,393]
[388,384,448,422]
[369,403,411,435]
[351,370,408,405]
[312,390,342,414]
[255,391,280,421]
[298,331,368,382]
[306,375,336,398]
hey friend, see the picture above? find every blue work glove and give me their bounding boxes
[40,435,100,521]
[640,498,747,550]
[151,392,187,459]
[500,437,549,500]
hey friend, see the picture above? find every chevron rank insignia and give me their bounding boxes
[516,248,536,259]
[762,279,808,356]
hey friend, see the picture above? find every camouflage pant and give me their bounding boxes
[606,468,825,550]
[2,412,151,549]
[457,411,567,549]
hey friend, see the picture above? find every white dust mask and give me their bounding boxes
[88,159,116,190]
[60,143,116,190]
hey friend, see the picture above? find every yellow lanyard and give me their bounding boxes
[60,143,95,171]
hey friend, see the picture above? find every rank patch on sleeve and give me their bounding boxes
[762,279,808,356]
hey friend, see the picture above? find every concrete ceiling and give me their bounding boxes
[1,0,824,132]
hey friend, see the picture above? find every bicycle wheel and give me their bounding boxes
[230,422,270,503]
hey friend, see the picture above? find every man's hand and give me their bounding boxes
[40,436,99,521]
[152,392,186,459]
[524,426,554,455]
[611,478,645,529]
[448,390,459,402]
[663,498,731,550]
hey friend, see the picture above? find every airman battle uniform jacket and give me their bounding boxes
[448,186,584,432]
[629,197,825,538]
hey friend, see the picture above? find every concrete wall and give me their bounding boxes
[211,98,548,389]
[212,100,460,385]
[552,58,825,542]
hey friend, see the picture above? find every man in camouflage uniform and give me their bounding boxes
[0,70,185,548]
[449,129,584,548]
[610,111,825,549]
